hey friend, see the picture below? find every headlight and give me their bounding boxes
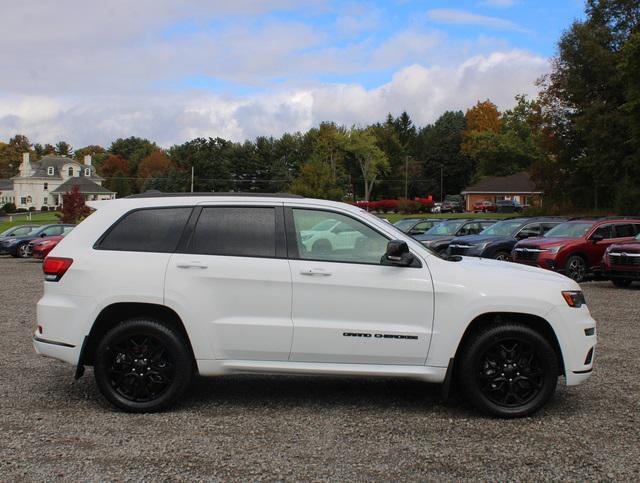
[6,238,20,246]
[546,245,562,254]
[562,291,586,308]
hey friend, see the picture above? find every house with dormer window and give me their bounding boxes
[5,153,115,210]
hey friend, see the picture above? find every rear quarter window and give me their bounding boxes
[96,207,192,253]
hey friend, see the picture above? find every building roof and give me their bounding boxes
[0,179,12,191]
[51,176,115,194]
[461,172,542,194]
[15,155,103,181]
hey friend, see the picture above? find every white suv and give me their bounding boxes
[34,194,596,417]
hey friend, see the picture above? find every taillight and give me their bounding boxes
[43,257,73,282]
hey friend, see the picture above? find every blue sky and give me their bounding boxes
[1,0,587,146]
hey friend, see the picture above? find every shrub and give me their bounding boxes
[16,208,28,213]
[28,206,36,212]
[397,199,422,214]
[2,202,16,213]
[41,205,49,212]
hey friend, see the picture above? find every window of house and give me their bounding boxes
[44,182,48,190]
[188,207,277,258]
[20,197,27,205]
[68,167,74,176]
[97,207,192,253]
[43,197,48,205]
[85,168,90,176]
[47,167,54,175]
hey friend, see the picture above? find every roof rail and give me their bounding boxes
[126,191,305,199]
[566,215,640,221]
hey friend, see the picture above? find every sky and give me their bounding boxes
[0,0,586,148]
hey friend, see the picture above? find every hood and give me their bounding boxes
[415,234,454,242]
[608,240,640,251]
[460,255,571,284]
[450,234,506,245]
[516,236,575,248]
[32,235,63,245]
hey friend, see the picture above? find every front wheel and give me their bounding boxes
[458,323,558,418]
[17,242,30,258]
[565,255,587,282]
[94,318,193,412]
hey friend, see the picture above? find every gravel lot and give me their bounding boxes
[1,256,639,481]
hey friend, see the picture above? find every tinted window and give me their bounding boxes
[188,207,276,258]
[518,223,541,238]
[292,209,388,264]
[99,208,191,252]
[541,222,560,234]
[39,226,63,236]
[591,224,614,240]
[615,224,637,238]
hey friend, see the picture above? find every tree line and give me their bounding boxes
[0,0,638,213]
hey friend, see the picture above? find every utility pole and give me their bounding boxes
[190,166,194,193]
[404,155,409,200]
[440,165,444,203]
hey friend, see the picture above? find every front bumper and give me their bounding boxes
[545,305,596,385]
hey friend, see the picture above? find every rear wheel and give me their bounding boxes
[94,318,193,412]
[458,323,558,418]
[565,255,587,282]
[493,251,511,261]
[611,278,632,288]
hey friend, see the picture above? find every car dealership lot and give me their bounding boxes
[1,257,639,481]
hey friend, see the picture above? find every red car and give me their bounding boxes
[603,232,640,287]
[512,218,640,282]
[472,200,497,213]
[30,235,64,259]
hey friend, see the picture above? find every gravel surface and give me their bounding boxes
[1,256,639,481]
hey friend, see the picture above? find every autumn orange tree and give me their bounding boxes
[100,154,132,197]
[137,150,173,190]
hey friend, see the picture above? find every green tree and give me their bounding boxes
[109,137,157,179]
[344,128,389,202]
[55,141,73,157]
[0,134,33,178]
[289,158,344,200]
[74,145,108,168]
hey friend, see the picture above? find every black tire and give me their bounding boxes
[565,254,587,282]
[94,318,193,413]
[17,242,29,258]
[458,322,558,418]
[493,250,511,262]
[611,278,632,288]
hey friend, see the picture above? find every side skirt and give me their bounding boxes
[196,359,448,383]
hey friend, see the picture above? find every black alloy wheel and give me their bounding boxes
[565,255,587,282]
[458,323,558,418]
[493,251,511,262]
[94,318,193,412]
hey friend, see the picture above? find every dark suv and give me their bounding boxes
[603,232,640,287]
[392,218,441,236]
[512,218,640,281]
[414,219,498,255]
[448,217,566,261]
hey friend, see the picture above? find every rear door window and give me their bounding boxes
[518,223,542,238]
[187,207,277,258]
[97,207,192,252]
[614,224,637,238]
[591,224,614,240]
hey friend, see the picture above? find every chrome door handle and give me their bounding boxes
[176,262,208,269]
[300,268,332,276]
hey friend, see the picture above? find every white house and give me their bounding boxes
[3,153,115,210]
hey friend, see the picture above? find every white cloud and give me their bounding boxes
[480,0,516,7]
[0,50,549,147]
[426,8,526,32]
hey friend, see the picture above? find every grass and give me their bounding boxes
[0,212,60,233]
[378,212,514,223]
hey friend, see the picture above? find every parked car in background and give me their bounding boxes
[602,232,640,287]
[431,203,442,213]
[393,218,442,236]
[0,224,75,258]
[448,217,566,261]
[472,200,497,213]
[512,218,640,281]
[414,219,498,255]
[441,200,463,213]
[30,233,70,259]
[496,199,524,213]
[0,224,40,242]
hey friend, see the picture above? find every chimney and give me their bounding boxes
[20,152,32,177]
[84,154,92,166]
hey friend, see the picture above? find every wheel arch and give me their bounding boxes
[452,312,565,376]
[79,302,197,369]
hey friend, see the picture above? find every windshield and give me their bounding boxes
[545,222,593,238]
[480,220,524,237]
[393,219,418,231]
[0,225,38,237]
[308,219,337,231]
[425,221,464,236]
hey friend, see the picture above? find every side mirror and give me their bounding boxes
[40,233,46,237]
[516,232,530,240]
[382,240,415,267]
[591,234,604,243]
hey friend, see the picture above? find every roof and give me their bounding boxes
[461,172,541,194]
[51,176,115,194]
[0,179,12,191]
[16,155,103,181]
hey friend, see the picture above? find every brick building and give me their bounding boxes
[461,172,542,212]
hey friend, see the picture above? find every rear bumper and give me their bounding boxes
[33,334,80,365]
